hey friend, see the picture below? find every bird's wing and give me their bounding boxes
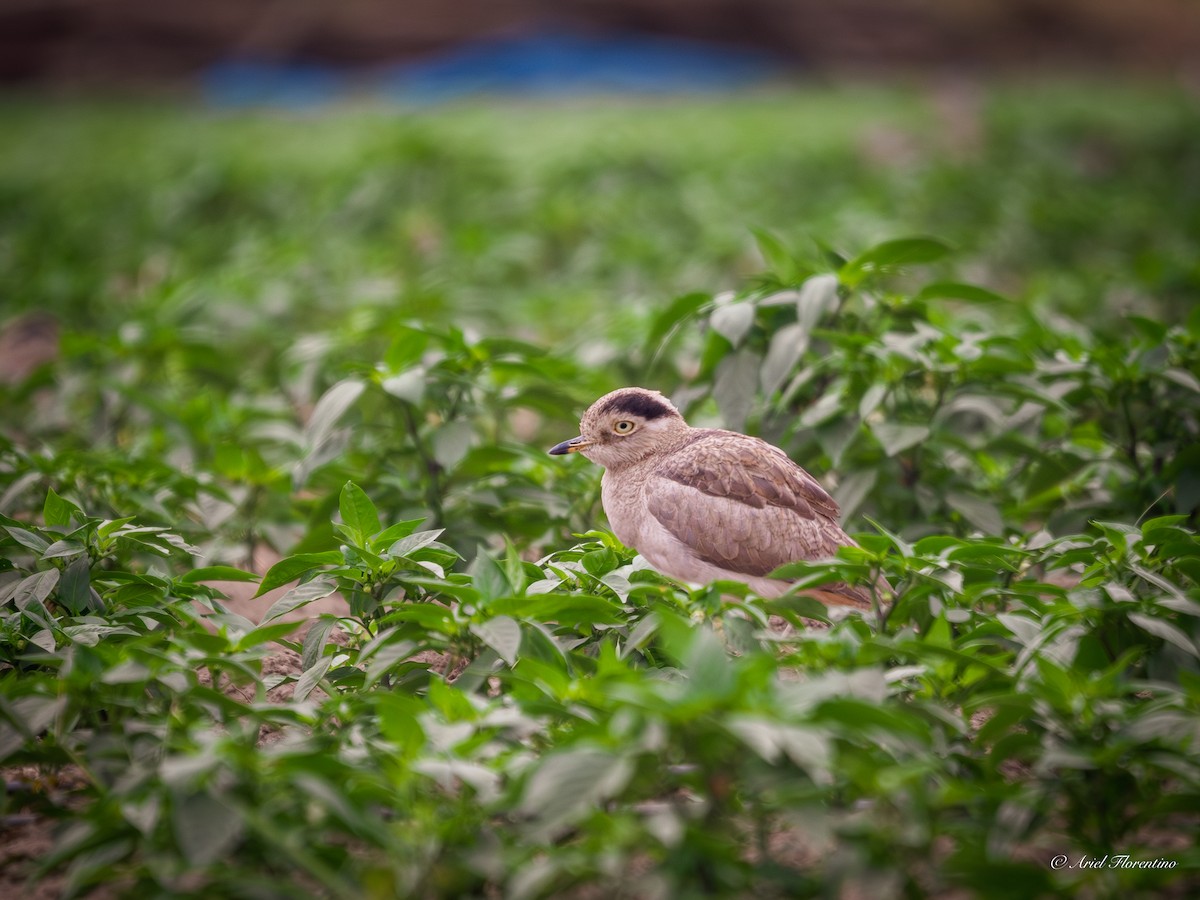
[643,430,850,579]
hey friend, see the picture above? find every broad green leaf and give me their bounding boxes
[519,748,633,839]
[234,619,301,650]
[57,556,92,615]
[41,539,86,560]
[760,323,808,398]
[381,368,425,404]
[389,529,445,559]
[471,616,521,666]
[795,273,839,330]
[4,525,49,554]
[841,236,953,286]
[709,301,756,348]
[945,491,1004,534]
[43,488,79,529]
[858,382,887,419]
[469,552,510,602]
[370,517,426,552]
[304,378,364,450]
[172,791,244,867]
[339,482,380,543]
[262,577,339,623]
[255,551,343,597]
[713,347,760,432]
[1128,612,1199,658]
[363,638,418,689]
[179,566,260,584]
[432,421,476,471]
[294,655,334,702]
[643,291,709,355]
[915,281,1008,304]
[870,421,930,456]
[8,568,58,620]
[750,226,796,279]
[301,617,338,671]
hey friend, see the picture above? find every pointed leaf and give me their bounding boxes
[262,577,339,623]
[43,489,79,529]
[172,791,244,867]
[869,421,930,456]
[841,236,953,286]
[389,529,445,559]
[709,302,756,348]
[305,378,364,450]
[338,482,380,544]
[301,617,338,671]
[294,655,334,702]
[471,616,521,666]
[255,552,343,597]
[179,566,260,584]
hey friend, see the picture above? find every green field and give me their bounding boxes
[1,83,1199,897]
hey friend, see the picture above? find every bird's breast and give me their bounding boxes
[600,468,647,550]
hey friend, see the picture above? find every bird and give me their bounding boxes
[549,386,879,610]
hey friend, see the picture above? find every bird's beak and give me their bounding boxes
[549,436,593,455]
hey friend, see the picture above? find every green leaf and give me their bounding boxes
[870,421,930,456]
[339,482,380,544]
[713,347,761,432]
[760,323,808,398]
[294,656,334,702]
[172,791,244,867]
[43,488,79,529]
[304,378,364,450]
[57,556,93,615]
[432,421,476,471]
[471,616,521,666]
[915,281,1008,304]
[301,617,338,671]
[519,748,633,839]
[469,552,510,602]
[381,368,425,404]
[841,236,953,287]
[370,517,426,552]
[945,491,1004,534]
[41,539,86,560]
[8,569,59,627]
[255,551,343,597]
[1128,612,1199,658]
[643,291,709,357]
[262,577,339,623]
[3,525,49,554]
[389,529,445,559]
[179,566,260,584]
[234,620,301,650]
[750,226,797,279]
[709,301,756,348]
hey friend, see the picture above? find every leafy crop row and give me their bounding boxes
[2,88,1199,897]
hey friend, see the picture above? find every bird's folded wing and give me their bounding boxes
[643,432,848,579]
[657,430,841,520]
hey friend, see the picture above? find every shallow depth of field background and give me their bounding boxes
[1,3,1199,898]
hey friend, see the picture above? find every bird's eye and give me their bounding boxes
[613,420,635,434]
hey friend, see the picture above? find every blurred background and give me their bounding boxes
[3,0,1199,95]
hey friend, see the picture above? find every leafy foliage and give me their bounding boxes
[1,86,1198,896]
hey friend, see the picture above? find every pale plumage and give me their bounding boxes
[549,386,877,609]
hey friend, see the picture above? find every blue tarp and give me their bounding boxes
[202,31,786,106]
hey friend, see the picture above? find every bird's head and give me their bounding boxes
[549,387,689,469]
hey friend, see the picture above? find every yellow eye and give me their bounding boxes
[613,420,635,434]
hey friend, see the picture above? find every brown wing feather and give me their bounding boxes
[644,432,850,575]
[658,430,841,521]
